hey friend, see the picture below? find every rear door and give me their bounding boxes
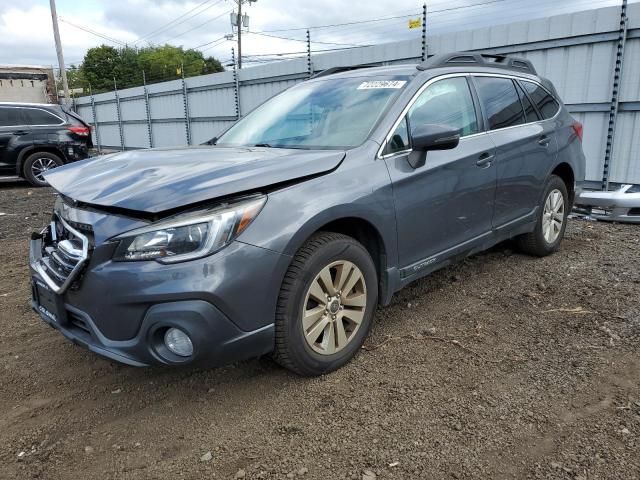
[0,106,30,175]
[21,107,67,153]
[383,75,497,271]
[472,75,558,228]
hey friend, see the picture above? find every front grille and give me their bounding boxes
[32,215,90,294]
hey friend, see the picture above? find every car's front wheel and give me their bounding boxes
[517,175,569,256]
[23,151,63,187]
[274,232,378,376]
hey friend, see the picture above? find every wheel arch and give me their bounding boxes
[16,146,66,177]
[550,162,575,206]
[280,212,392,305]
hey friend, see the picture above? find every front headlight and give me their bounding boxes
[113,196,266,263]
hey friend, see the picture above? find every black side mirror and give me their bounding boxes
[407,124,460,168]
[202,136,218,146]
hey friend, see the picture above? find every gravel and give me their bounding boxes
[0,183,639,479]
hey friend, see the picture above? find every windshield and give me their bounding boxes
[216,76,410,150]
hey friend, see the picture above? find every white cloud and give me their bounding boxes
[0,0,630,68]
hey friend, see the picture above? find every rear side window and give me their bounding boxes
[22,108,63,126]
[474,77,524,130]
[521,81,560,119]
[515,82,540,123]
[0,107,24,127]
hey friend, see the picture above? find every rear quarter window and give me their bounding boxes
[521,81,560,119]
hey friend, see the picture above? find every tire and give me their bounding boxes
[23,151,63,187]
[517,175,569,257]
[273,232,378,376]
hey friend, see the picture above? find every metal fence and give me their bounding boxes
[75,3,640,187]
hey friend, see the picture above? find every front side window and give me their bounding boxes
[217,77,409,150]
[0,107,23,127]
[474,76,525,130]
[521,80,560,119]
[383,117,410,155]
[23,108,62,126]
[408,77,479,136]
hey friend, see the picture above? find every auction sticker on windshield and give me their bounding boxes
[357,80,407,90]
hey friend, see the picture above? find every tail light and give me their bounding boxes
[572,121,583,141]
[67,125,91,137]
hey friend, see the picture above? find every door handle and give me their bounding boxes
[476,152,494,168]
[12,130,28,135]
[538,135,550,147]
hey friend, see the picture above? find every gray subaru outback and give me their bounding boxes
[29,52,586,376]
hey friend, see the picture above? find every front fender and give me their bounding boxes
[238,154,398,267]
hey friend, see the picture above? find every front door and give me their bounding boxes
[0,106,30,175]
[383,76,497,275]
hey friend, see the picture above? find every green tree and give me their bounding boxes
[113,46,140,89]
[81,45,120,92]
[137,44,223,83]
[73,44,225,93]
[203,56,224,75]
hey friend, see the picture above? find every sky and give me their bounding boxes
[0,0,631,69]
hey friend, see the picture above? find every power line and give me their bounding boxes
[191,35,228,50]
[242,43,373,58]
[58,17,129,46]
[163,8,233,43]
[254,12,422,33]
[428,0,510,15]
[191,37,231,54]
[249,31,367,48]
[247,1,509,37]
[200,39,231,53]
[133,0,225,44]
[424,0,616,29]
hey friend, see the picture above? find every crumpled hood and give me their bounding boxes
[45,146,345,214]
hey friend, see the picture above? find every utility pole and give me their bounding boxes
[49,0,70,104]
[231,0,256,69]
[236,1,243,69]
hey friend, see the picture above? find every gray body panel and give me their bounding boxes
[489,121,558,226]
[383,134,497,269]
[29,63,587,367]
[44,146,345,214]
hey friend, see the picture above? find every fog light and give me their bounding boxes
[164,328,193,357]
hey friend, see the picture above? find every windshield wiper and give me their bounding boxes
[253,143,272,148]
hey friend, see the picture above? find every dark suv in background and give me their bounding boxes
[0,102,92,186]
[30,52,586,376]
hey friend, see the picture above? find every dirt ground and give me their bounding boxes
[0,182,638,480]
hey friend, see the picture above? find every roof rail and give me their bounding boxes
[311,63,380,79]
[417,52,537,75]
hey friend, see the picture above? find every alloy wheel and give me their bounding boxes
[302,260,367,355]
[31,157,58,182]
[542,188,565,243]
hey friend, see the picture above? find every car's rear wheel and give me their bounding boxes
[517,175,569,256]
[273,232,378,376]
[23,152,63,187]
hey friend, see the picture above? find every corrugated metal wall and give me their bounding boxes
[75,3,640,185]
